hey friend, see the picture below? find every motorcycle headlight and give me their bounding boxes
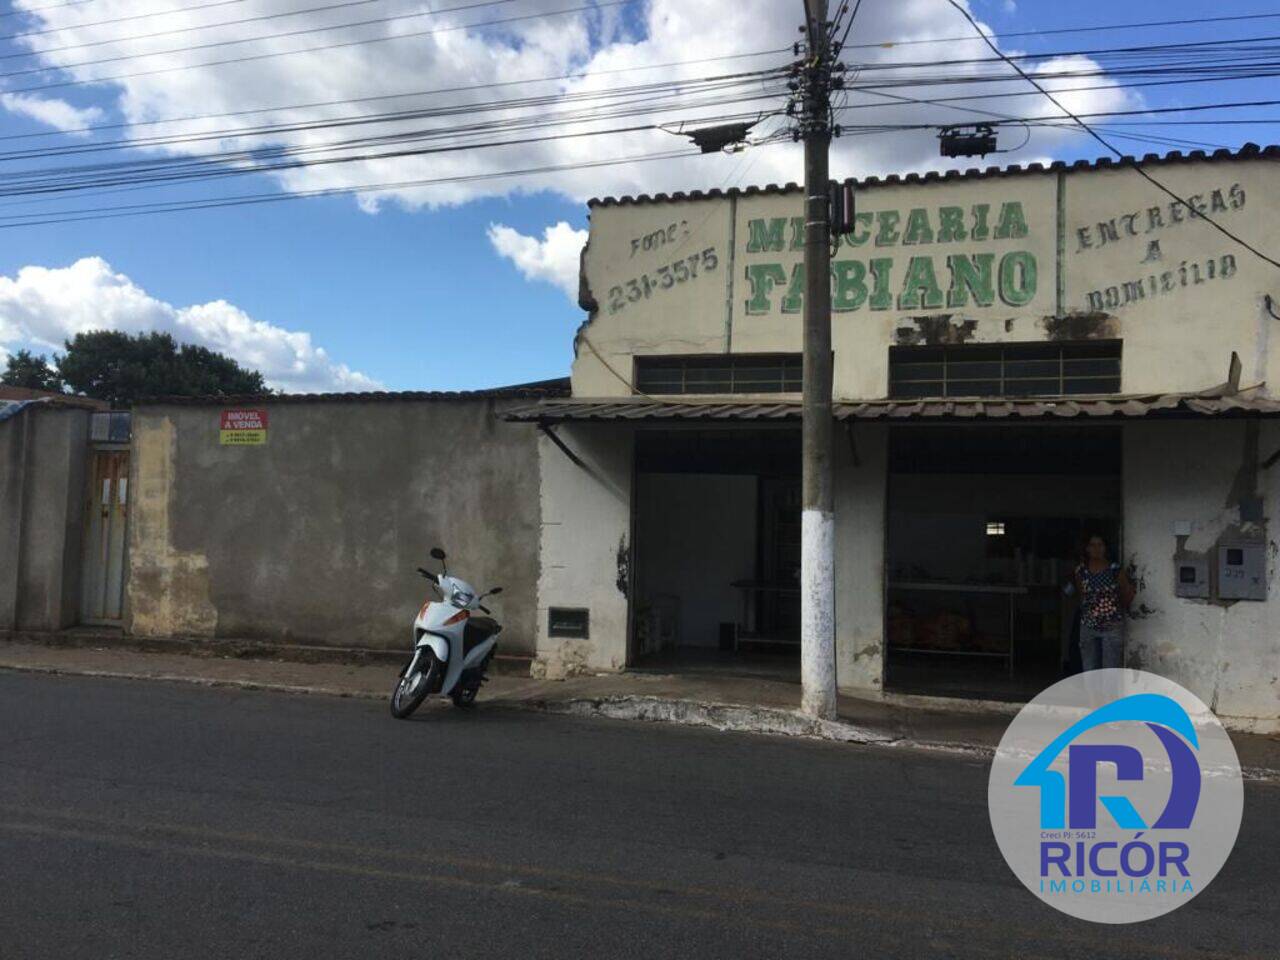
[451,591,475,609]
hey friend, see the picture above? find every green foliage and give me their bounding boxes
[1,349,63,392]
[56,331,268,405]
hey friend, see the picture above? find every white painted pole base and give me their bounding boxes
[800,508,837,719]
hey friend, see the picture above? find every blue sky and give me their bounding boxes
[0,0,1276,392]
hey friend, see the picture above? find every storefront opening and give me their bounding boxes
[884,424,1122,701]
[630,429,800,680]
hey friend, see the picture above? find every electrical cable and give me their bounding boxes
[1,0,251,44]
[0,45,793,142]
[942,0,1280,272]
[0,0,519,64]
[0,146,705,228]
[0,0,638,95]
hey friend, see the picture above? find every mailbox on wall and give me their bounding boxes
[1217,541,1267,601]
[1174,555,1209,599]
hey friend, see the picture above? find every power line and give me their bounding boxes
[6,11,1277,93]
[942,0,1280,272]
[0,83,787,197]
[0,0,96,19]
[0,0,518,63]
[0,0,542,76]
[0,146,705,228]
[1,0,250,43]
[0,0,637,95]
[844,11,1280,51]
[0,45,792,142]
[0,69,786,173]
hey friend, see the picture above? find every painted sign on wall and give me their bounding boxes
[219,408,268,445]
[741,200,1037,315]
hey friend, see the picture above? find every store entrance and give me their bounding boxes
[884,425,1122,701]
[629,428,800,681]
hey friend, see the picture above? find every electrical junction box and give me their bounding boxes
[1217,541,1267,601]
[1174,556,1209,599]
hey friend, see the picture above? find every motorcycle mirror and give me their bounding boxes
[488,587,503,595]
[430,547,446,561]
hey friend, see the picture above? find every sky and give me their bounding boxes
[0,0,1276,392]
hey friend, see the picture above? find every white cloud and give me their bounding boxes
[0,93,102,135]
[0,258,381,393]
[8,0,1143,212]
[487,221,587,302]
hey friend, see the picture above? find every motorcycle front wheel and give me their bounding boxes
[390,650,438,719]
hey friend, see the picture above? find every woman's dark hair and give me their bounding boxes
[1084,533,1110,558]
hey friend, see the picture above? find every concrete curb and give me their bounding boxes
[0,630,534,676]
[523,695,903,746]
[4,663,1278,782]
[0,662,387,701]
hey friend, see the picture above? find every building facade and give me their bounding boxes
[511,145,1280,732]
[1,387,560,659]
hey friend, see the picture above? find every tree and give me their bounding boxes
[56,331,268,405]
[1,349,63,392]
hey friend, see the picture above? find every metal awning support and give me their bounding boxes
[538,422,597,479]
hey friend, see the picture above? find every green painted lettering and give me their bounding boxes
[937,206,967,243]
[998,251,1037,306]
[745,218,787,253]
[902,208,934,245]
[831,260,868,312]
[868,258,893,310]
[993,201,1029,240]
[847,211,873,246]
[898,256,945,310]
[971,203,991,241]
[946,253,995,308]
[875,210,901,246]
[782,262,805,313]
[745,263,787,313]
[789,216,806,251]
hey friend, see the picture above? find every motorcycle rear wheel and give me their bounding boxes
[450,682,479,708]
[390,651,438,719]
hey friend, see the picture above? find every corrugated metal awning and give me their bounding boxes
[502,391,1280,424]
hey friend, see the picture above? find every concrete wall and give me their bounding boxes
[634,472,757,648]
[834,423,888,694]
[533,422,633,676]
[1124,420,1280,732]
[574,156,1280,401]
[126,399,543,655]
[0,405,89,632]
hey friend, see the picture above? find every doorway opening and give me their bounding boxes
[884,425,1122,701]
[630,428,800,682]
[81,447,130,624]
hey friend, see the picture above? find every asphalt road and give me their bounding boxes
[0,671,1274,960]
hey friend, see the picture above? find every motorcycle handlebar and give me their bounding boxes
[478,604,491,615]
[416,567,438,583]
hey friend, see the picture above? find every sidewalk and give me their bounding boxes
[2,640,1278,780]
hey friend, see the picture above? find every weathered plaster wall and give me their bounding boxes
[534,422,633,677]
[0,406,89,632]
[126,399,541,654]
[834,423,888,694]
[574,157,1280,401]
[1124,420,1280,732]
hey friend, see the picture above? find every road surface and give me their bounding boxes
[0,671,1274,959]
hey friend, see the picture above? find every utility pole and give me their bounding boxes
[799,0,837,719]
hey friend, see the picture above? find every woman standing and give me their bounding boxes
[1074,534,1133,670]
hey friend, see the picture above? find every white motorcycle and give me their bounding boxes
[390,547,503,719]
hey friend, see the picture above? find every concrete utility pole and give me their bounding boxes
[799,0,837,719]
